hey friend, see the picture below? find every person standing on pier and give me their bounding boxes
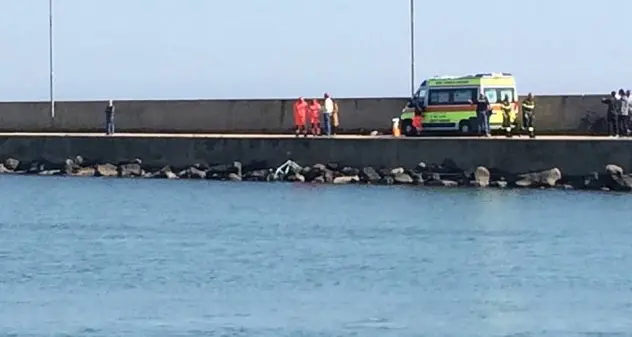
[105,100,115,135]
[293,97,307,136]
[601,91,619,137]
[521,93,536,138]
[501,95,513,137]
[469,93,491,137]
[332,99,340,135]
[308,99,321,136]
[323,93,334,136]
[617,89,629,136]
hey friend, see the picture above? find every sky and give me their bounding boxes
[0,0,628,101]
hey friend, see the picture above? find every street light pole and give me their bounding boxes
[49,0,55,118]
[409,0,415,96]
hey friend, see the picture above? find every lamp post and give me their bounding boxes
[49,0,55,118]
[409,0,415,96]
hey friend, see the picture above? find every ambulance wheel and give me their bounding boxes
[459,119,476,134]
[402,120,416,137]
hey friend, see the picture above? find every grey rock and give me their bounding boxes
[228,173,242,181]
[360,166,381,183]
[244,169,270,182]
[370,130,378,136]
[73,167,96,177]
[515,168,562,188]
[409,172,424,184]
[606,164,624,176]
[326,163,340,171]
[341,166,360,176]
[286,173,305,182]
[38,169,61,176]
[118,163,143,177]
[95,163,118,177]
[74,155,84,166]
[414,161,427,172]
[3,158,19,171]
[390,167,405,175]
[379,176,395,185]
[188,166,207,179]
[474,166,490,187]
[333,175,359,184]
[0,164,12,174]
[323,170,335,183]
[491,181,508,188]
[393,173,414,184]
[312,176,325,183]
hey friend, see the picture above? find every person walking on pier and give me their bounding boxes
[521,93,536,138]
[308,99,321,136]
[469,93,491,137]
[293,97,308,137]
[601,91,619,137]
[104,100,115,135]
[323,93,334,136]
[617,89,629,136]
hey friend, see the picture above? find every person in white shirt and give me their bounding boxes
[323,93,334,136]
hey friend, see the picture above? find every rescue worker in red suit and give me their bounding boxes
[411,103,424,136]
[293,97,307,136]
[308,99,321,136]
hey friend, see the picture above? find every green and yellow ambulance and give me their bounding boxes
[399,73,519,135]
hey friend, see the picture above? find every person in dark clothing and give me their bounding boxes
[105,100,115,135]
[618,89,630,136]
[500,95,513,137]
[601,91,618,137]
[521,93,536,138]
[469,93,491,137]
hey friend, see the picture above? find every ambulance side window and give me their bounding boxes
[428,90,451,105]
[483,89,498,103]
[453,89,475,104]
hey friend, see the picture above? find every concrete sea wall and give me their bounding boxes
[0,95,608,134]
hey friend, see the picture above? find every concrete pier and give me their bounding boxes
[0,94,608,134]
[0,133,629,176]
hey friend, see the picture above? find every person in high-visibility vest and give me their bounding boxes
[501,95,513,137]
[293,97,308,137]
[308,99,321,136]
[522,93,536,138]
[412,109,423,136]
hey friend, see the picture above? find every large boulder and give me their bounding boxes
[515,168,562,188]
[359,166,381,183]
[0,164,12,174]
[3,158,19,171]
[180,166,206,179]
[73,167,96,177]
[243,169,271,182]
[333,175,359,184]
[603,164,632,191]
[341,166,360,177]
[95,163,118,177]
[118,163,143,177]
[393,173,414,184]
[474,166,490,187]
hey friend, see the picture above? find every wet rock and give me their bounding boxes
[312,163,327,172]
[333,175,359,184]
[379,176,395,185]
[390,167,405,175]
[73,167,96,177]
[188,166,207,179]
[228,173,242,181]
[378,168,392,177]
[73,156,85,166]
[323,170,335,183]
[409,172,424,184]
[605,164,624,176]
[95,163,118,177]
[243,169,270,182]
[360,167,381,183]
[0,164,12,173]
[413,162,427,173]
[474,166,490,187]
[38,169,61,176]
[515,168,562,188]
[208,163,240,177]
[312,176,325,183]
[286,173,305,182]
[63,158,79,175]
[603,165,632,191]
[4,158,19,171]
[393,173,413,184]
[26,161,47,174]
[118,163,143,177]
[427,179,459,187]
[341,166,360,176]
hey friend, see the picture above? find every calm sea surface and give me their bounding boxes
[1,175,632,337]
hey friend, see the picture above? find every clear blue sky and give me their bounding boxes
[0,0,628,101]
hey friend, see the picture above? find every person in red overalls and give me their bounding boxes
[412,109,423,136]
[308,99,321,136]
[293,97,307,136]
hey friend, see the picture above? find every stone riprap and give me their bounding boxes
[2,156,632,192]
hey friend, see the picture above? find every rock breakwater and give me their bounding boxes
[2,156,632,192]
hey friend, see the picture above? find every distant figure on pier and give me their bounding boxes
[332,98,340,135]
[521,93,536,138]
[308,99,321,136]
[293,97,307,137]
[501,95,513,137]
[601,91,619,137]
[627,90,632,132]
[323,93,334,136]
[617,89,629,136]
[105,100,115,135]
[469,93,491,137]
